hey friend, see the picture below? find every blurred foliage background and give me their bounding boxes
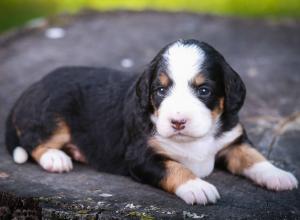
[0,0,300,33]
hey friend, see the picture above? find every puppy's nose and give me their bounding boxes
[171,119,187,131]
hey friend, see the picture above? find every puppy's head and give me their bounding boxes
[136,39,246,142]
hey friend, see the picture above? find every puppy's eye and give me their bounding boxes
[156,87,167,97]
[197,86,211,97]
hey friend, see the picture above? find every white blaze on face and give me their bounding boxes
[151,42,214,141]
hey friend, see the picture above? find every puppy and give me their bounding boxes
[5,39,298,205]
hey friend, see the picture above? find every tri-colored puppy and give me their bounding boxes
[5,39,298,205]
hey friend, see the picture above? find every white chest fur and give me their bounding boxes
[153,124,242,178]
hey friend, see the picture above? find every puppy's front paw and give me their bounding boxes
[244,161,298,191]
[39,149,73,173]
[175,178,220,205]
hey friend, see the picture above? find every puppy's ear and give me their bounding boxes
[136,67,152,113]
[135,43,171,111]
[131,65,155,133]
[222,61,246,115]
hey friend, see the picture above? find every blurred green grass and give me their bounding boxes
[0,0,300,32]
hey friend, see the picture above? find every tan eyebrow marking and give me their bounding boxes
[159,72,170,87]
[192,73,206,86]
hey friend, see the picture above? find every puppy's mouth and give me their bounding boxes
[169,132,198,142]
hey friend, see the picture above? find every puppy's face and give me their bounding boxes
[137,40,245,142]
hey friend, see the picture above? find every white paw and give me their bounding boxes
[175,178,220,205]
[13,146,28,164]
[244,161,298,191]
[39,149,73,173]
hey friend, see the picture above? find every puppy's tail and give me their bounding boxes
[5,112,29,164]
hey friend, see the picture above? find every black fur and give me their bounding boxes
[5,111,20,155]
[5,39,247,189]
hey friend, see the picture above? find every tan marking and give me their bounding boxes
[148,138,196,193]
[12,112,22,137]
[211,97,224,120]
[148,137,167,156]
[64,143,87,163]
[31,146,49,161]
[160,160,197,193]
[159,73,170,87]
[150,96,159,117]
[220,97,224,109]
[193,74,205,86]
[31,119,71,161]
[218,143,266,174]
[16,127,22,137]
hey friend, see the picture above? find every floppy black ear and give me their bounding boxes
[128,65,155,134]
[135,67,152,113]
[135,42,172,112]
[222,61,246,115]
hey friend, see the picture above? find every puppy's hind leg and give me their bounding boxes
[31,120,73,173]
